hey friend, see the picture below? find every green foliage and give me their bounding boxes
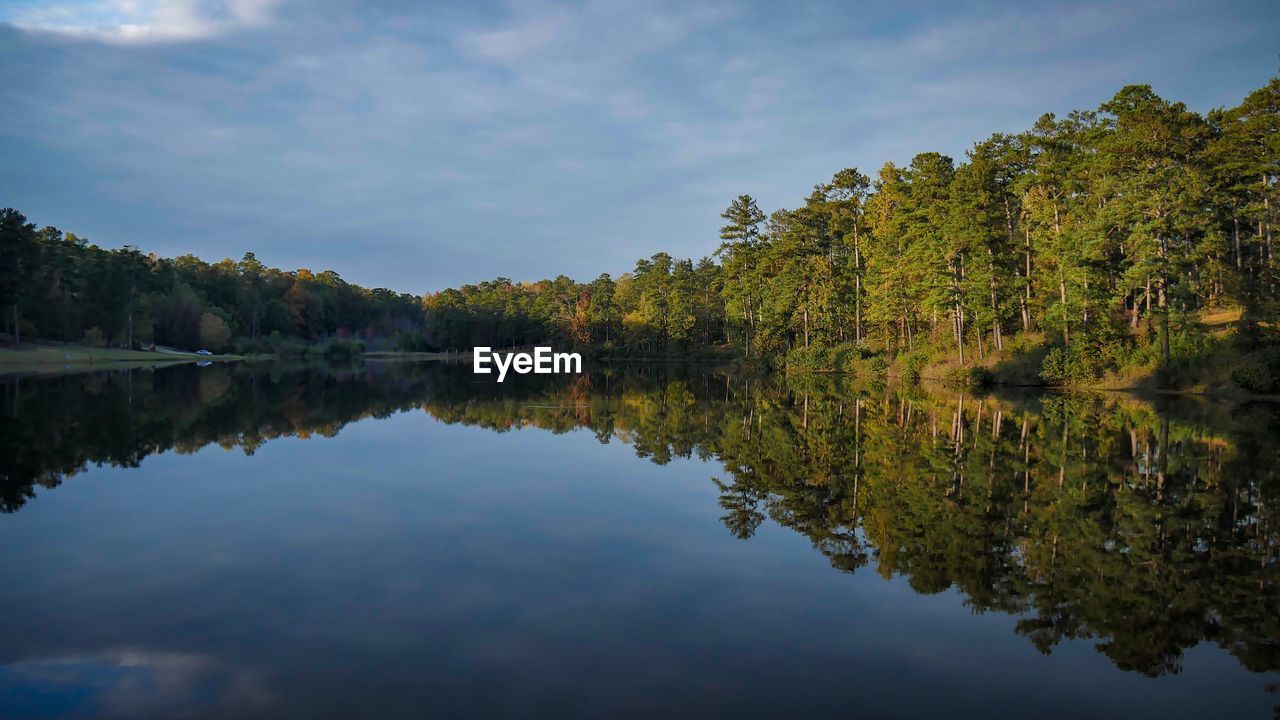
[0,222,425,353]
[4,75,1279,377]
[899,351,930,383]
[785,344,834,373]
[323,338,365,362]
[1040,346,1096,385]
[940,365,994,389]
[1231,346,1280,393]
[198,312,232,351]
[785,342,876,374]
[82,327,106,348]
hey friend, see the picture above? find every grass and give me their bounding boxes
[0,340,241,374]
[362,350,470,360]
[899,307,1280,401]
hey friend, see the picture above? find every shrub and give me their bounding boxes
[323,338,365,361]
[393,331,437,352]
[785,342,877,374]
[1231,361,1275,393]
[831,342,872,373]
[785,344,834,373]
[900,351,929,383]
[1040,346,1095,385]
[1231,346,1280,394]
[860,354,889,375]
[939,365,995,390]
[273,338,309,359]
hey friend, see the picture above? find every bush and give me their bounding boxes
[785,342,875,374]
[1040,346,1095,385]
[1231,346,1280,394]
[1231,361,1275,393]
[273,338,309,359]
[323,338,365,361]
[393,331,437,353]
[940,365,995,390]
[900,351,929,383]
[860,354,889,375]
[785,344,834,373]
[233,336,274,355]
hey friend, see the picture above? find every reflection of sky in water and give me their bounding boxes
[0,650,270,717]
[0,368,1275,719]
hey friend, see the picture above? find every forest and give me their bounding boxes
[0,213,426,356]
[2,76,1277,389]
[424,76,1280,390]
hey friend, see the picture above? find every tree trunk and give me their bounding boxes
[1023,227,1033,331]
[1158,280,1171,366]
[1234,215,1242,269]
[989,251,1002,350]
[1082,278,1089,330]
[1059,276,1069,347]
[802,305,809,348]
[854,274,862,345]
[854,227,864,345]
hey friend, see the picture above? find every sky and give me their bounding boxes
[0,0,1276,293]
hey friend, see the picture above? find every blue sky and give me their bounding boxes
[0,0,1276,292]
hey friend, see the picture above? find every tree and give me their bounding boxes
[199,312,232,351]
[717,195,767,355]
[1095,85,1213,365]
[0,208,38,346]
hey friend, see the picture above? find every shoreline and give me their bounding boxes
[3,343,1276,403]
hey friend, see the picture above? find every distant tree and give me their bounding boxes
[0,208,38,345]
[199,312,232,351]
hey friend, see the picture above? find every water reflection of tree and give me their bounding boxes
[2,364,1277,682]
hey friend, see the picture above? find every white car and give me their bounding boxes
[195,349,213,356]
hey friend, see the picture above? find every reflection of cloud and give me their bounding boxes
[7,0,281,42]
[2,649,274,715]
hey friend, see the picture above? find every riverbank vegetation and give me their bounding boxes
[423,77,1280,392]
[0,209,426,356]
[3,76,1277,389]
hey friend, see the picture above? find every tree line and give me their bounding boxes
[3,76,1277,383]
[0,211,425,353]
[424,76,1279,386]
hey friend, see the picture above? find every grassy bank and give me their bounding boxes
[0,341,242,374]
[362,350,471,361]
[780,308,1280,401]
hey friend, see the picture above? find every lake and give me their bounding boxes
[0,362,1276,718]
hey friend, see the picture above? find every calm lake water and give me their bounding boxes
[1,362,1277,719]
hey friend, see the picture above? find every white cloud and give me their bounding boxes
[457,15,565,62]
[8,0,281,42]
[0,0,1273,291]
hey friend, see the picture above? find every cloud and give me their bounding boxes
[6,0,281,42]
[0,0,1275,293]
[457,14,565,62]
